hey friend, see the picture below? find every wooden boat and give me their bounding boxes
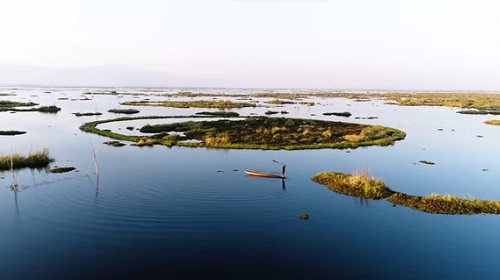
[244,170,285,179]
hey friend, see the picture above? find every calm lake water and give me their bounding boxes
[1,87,500,279]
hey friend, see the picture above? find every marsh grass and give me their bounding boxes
[139,117,405,150]
[419,160,435,165]
[312,170,394,199]
[387,193,500,215]
[265,99,296,105]
[313,170,500,215]
[122,100,256,109]
[0,149,53,170]
[484,119,500,125]
[80,116,405,150]
[103,141,126,147]
[0,100,38,108]
[0,100,60,113]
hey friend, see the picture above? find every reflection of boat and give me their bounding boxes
[244,170,285,179]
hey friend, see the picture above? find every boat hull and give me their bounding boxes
[244,170,285,179]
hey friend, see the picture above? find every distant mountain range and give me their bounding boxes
[0,64,190,87]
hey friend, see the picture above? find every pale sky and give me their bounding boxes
[1,0,500,90]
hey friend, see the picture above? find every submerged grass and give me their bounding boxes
[0,149,53,170]
[313,170,500,215]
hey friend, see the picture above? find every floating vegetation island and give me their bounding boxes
[313,171,500,215]
[121,100,256,109]
[80,116,406,150]
[0,100,60,113]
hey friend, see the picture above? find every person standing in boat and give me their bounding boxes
[282,164,286,176]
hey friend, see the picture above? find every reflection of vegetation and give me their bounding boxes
[312,171,394,200]
[323,112,352,117]
[73,112,103,116]
[121,100,256,109]
[313,170,500,215]
[485,119,500,125]
[108,109,140,114]
[0,130,26,136]
[140,117,405,150]
[0,149,53,170]
[195,111,240,117]
[49,167,76,173]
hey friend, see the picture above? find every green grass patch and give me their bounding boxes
[121,100,255,109]
[484,119,500,125]
[108,109,140,114]
[0,149,53,170]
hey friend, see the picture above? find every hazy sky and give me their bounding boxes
[1,0,500,90]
